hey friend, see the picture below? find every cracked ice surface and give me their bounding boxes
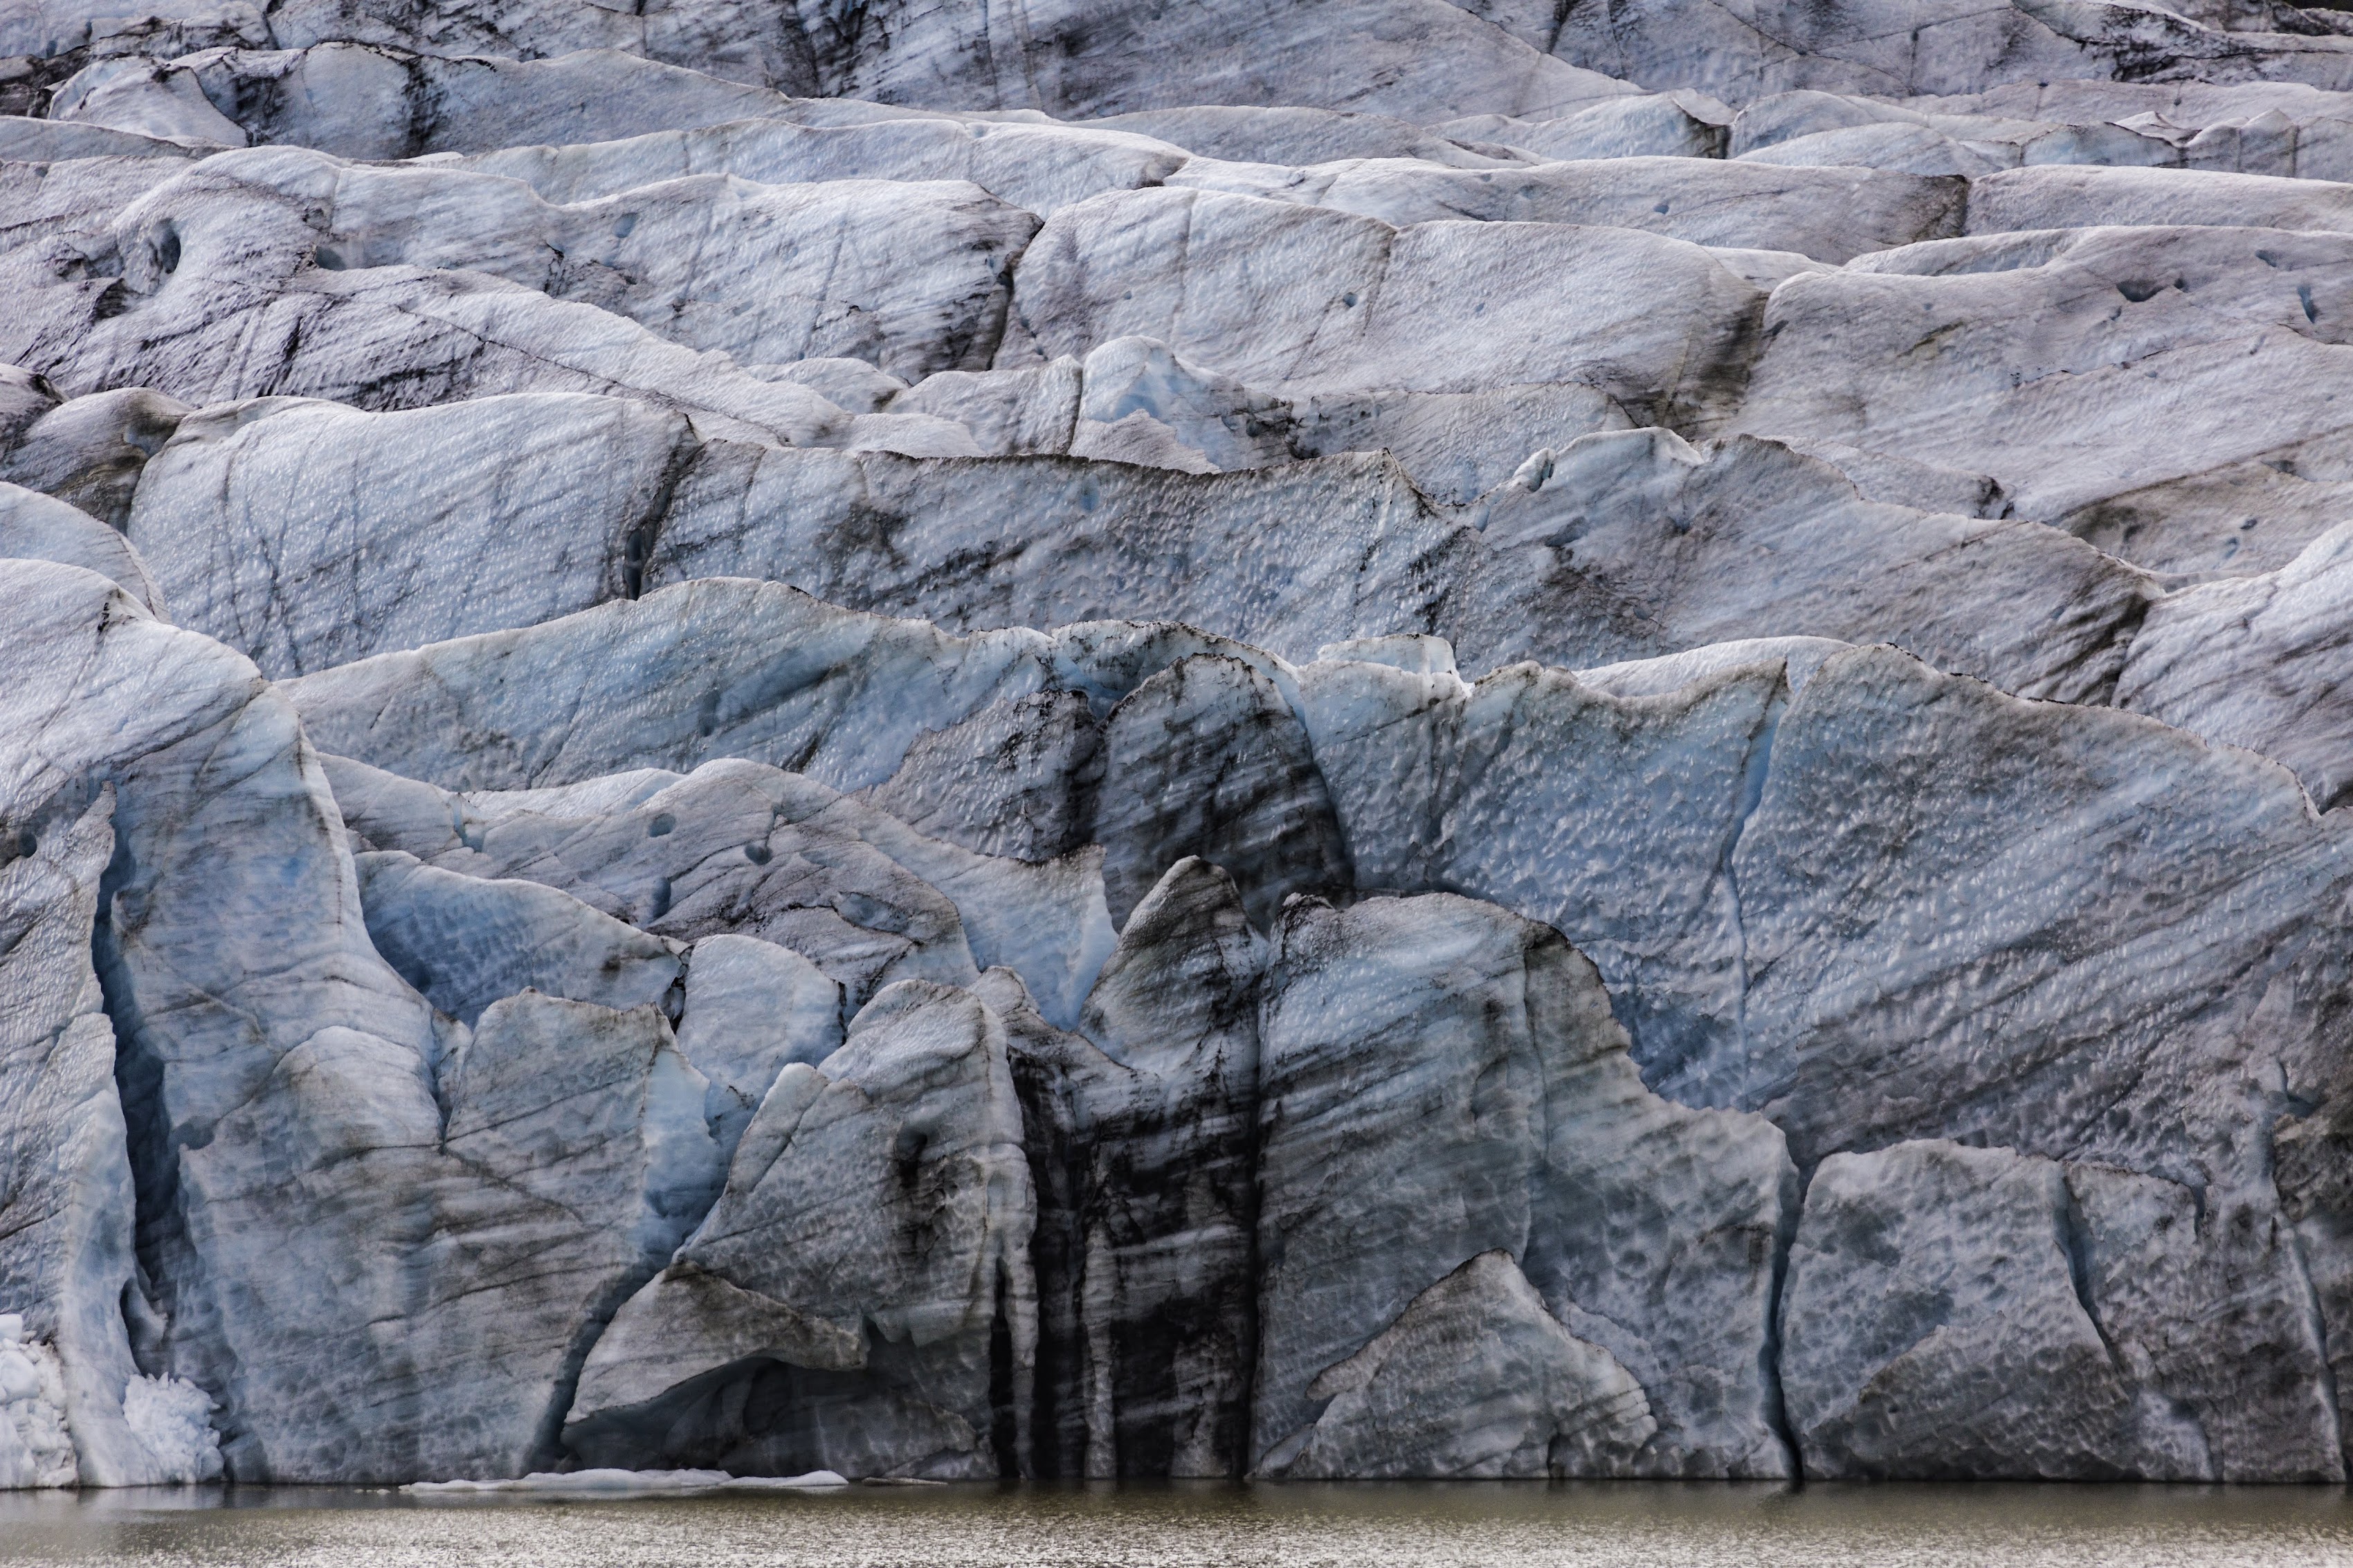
[8,0,2353,1490]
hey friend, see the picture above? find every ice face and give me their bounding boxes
[14,0,2353,1487]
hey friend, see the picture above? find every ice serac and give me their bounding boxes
[1462,0,2353,105]
[123,394,693,677]
[44,48,816,157]
[351,851,685,1030]
[998,858,1262,1478]
[1732,224,2353,578]
[1531,93,1738,157]
[1165,155,1962,263]
[1966,164,2353,237]
[645,446,1466,667]
[1781,1140,2339,1482]
[2116,520,2353,808]
[280,580,1060,796]
[1727,648,2353,1473]
[1,386,192,531]
[0,783,217,1486]
[326,751,1111,1032]
[3,558,444,1482]
[428,992,725,1475]
[1280,1252,1655,1480]
[226,149,1040,380]
[565,981,1037,1479]
[1007,187,1765,432]
[1043,330,1643,503]
[672,934,844,1159]
[1291,653,1775,1086]
[1729,646,2353,1191]
[340,758,983,1006]
[853,691,1102,865]
[1460,428,2155,698]
[33,1,1645,124]
[2275,1093,2353,1471]
[452,116,1187,219]
[784,0,1643,120]
[1080,104,1529,167]
[0,120,212,162]
[0,482,163,616]
[114,390,2177,696]
[1,560,755,1483]
[1577,637,1850,699]
[6,138,1030,387]
[1252,893,1792,1478]
[0,151,974,453]
[1898,82,2353,183]
[1094,657,1349,930]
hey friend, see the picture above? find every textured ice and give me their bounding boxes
[10,0,2353,1490]
[1783,1140,2336,1481]
[0,482,163,616]
[118,1376,221,1484]
[0,1324,75,1489]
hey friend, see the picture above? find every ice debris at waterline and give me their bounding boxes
[405,1468,850,1495]
[8,0,2353,1495]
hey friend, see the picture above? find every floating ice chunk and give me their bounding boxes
[120,1377,223,1484]
[406,1467,850,1495]
[716,1471,854,1490]
[0,1332,75,1489]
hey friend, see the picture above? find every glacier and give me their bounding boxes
[6,0,2353,1487]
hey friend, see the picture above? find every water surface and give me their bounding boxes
[2,1480,2348,1567]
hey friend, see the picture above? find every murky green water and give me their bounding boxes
[3,1482,2352,1567]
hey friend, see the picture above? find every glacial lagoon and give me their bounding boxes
[2,1482,2350,1568]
